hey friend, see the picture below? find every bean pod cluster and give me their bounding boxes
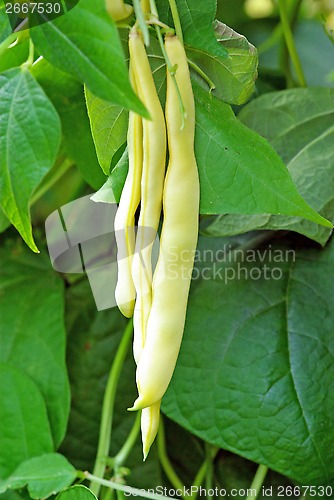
[115,18,200,458]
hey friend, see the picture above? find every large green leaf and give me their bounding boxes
[163,234,334,485]
[294,20,334,88]
[208,88,334,245]
[194,84,331,227]
[0,242,70,447]
[0,454,76,499]
[31,59,106,190]
[0,68,61,252]
[0,364,53,479]
[30,0,147,117]
[188,21,258,105]
[57,486,97,500]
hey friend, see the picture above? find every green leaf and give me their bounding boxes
[0,242,70,448]
[161,0,227,59]
[210,87,334,245]
[188,21,258,105]
[0,454,76,499]
[0,490,31,500]
[85,86,128,175]
[57,485,97,500]
[193,84,331,228]
[0,3,11,43]
[30,0,147,117]
[0,68,61,252]
[31,59,106,190]
[0,364,53,479]
[163,234,334,485]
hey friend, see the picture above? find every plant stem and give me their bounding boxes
[168,0,183,43]
[113,411,141,468]
[90,319,134,497]
[157,418,185,497]
[133,0,150,46]
[258,24,282,55]
[278,0,306,87]
[246,464,268,500]
[85,472,176,500]
[187,58,216,91]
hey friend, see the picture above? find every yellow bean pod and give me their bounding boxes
[129,30,167,456]
[106,0,133,21]
[114,65,143,318]
[130,35,200,410]
[140,0,150,14]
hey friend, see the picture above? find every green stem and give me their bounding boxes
[187,58,216,91]
[168,0,183,43]
[157,418,185,497]
[90,320,134,497]
[278,0,306,87]
[246,464,268,500]
[84,472,176,500]
[113,412,141,468]
[23,38,34,68]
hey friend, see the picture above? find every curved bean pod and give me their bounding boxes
[106,0,133,21]
[130,35,200,410]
